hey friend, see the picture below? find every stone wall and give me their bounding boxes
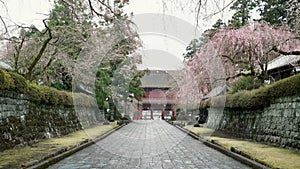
[0,91,102,151]
[206,96,300,149]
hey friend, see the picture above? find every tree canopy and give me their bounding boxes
[0,0,145,120]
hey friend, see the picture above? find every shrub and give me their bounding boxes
[268,73,300,99]
[170,116,177,121]
[193,123,200,127]
[211,73,300,110]
[230,76,262,94]
[223,86,270,109]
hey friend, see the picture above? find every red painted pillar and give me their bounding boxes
[139,110,142,120]
[139,107,143,120]
[161,110,165,120]
[172,109,176,116]
[151,109,153,119]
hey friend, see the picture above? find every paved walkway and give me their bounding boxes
[48,120,251,169]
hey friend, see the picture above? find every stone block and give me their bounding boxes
[291,102,297,109]
[283,109,293,117]
[296,111,300,117]
[297,142,300,149]
[269,104,276,109]
[293,96,300,102]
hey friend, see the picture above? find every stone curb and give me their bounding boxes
[167,121,271,169]
[27,124,126,169]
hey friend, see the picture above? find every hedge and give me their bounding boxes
[0,68,94,107]
[210,73,300,109]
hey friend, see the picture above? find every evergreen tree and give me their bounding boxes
[257,0,299,33]
[183,19,225,61]
[228,0,257,28]
[257,0,288,26]
[95,60,146,120]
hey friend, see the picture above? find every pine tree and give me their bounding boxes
[228,0,257,28]
[257,0,288,26]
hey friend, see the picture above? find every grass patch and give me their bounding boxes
[0,146,52,169]
[0,124,116,169]
[186,126,300,169]
[186,125,215,138]
[41,124,115,147]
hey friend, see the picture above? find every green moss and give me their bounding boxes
[58,91,73,106]
[26,83,74,106]
[0,69,14,90]
[26,83,45,103]
[73,93,95,107]
[0,124,115,169]
[187,127,300,169]
[0,68,93,107]
[39,86,60,105]
[27,84,94,107]
[8,72,28,93]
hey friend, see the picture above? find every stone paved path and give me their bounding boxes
[48,120,251,169]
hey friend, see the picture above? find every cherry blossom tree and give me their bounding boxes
[211,22,299,80]
[1,0,93,83]
[0,0,139,90]
[179,22,300,104]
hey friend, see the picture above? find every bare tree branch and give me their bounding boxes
[13,36,25,71]
[203,0,235,20]
[266,36,300,55]
[26,19,53,80]
[96,0,114,14]
[219,54,248,64]
[42,57,55,74]
[195,0,204,28]
[0,0,8,13]
[87,0,115,17]
[88,0,104,17]
[0,16,7,35]
[0,0,8,35]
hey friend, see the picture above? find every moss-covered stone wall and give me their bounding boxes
[206,74,300,150]
[0,69,103,151]
[0,91,104,152]
[207,96,300,149]
[0,91,77,151]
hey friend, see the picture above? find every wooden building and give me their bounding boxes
[133,70,179,120]
[267,55,300,82]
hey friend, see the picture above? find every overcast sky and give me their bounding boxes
[0,0,234,70]
[0,0,52,29]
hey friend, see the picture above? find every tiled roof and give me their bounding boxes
[267,55,300,71]
[141,70,179,88]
